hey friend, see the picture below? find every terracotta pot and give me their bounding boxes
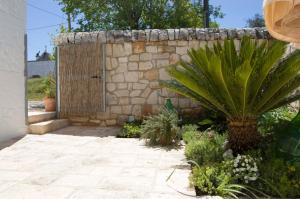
[44,97,56,112]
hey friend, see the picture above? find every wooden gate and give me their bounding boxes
[58,42,104,117]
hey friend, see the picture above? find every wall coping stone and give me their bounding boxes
[54,28,271,46]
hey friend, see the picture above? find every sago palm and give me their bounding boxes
[161,37,300,153]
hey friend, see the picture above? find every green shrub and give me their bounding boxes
[258,106,297,134]
[43,75,56,98]
[191,162,235,196]
[141,108,180,146]
[259,157,300,197]
[185,131,226,166]
[182,124,199,144]
[118,122,141,138]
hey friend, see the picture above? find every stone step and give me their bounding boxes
[28,119,69,135]
[28,112,56,124]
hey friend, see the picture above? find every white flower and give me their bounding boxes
[242,163,245,166]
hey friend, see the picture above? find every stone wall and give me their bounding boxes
[55,28,271,126]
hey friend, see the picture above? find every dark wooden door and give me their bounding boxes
[59,42,104,117]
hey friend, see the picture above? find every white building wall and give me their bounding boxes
[27,61,55,77]
[0,0,26,142]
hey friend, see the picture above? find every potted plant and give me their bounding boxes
[43,74,56,112]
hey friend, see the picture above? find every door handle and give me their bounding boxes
[91,75,102,79]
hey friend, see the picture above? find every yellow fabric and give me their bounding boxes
[264,0,300,44]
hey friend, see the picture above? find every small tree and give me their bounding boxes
[161,37,300,153]
[246,14,265,28]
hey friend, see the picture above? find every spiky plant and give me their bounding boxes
[161,37,300,153]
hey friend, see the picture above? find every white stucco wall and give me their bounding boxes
[0,0,26,142]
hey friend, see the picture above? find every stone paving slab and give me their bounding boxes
[0,126,195,199]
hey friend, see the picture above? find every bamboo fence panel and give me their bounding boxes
[59,42,103,118]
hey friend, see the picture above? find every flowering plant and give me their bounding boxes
[233,154,259,184]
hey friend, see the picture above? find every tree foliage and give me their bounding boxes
[246,14,265,28]
[56,0,224,31]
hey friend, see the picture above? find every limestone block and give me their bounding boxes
[176,46,189,55]
[118,57,128,63]
[170,54,180,64]
[132,98,146,104]
[106,119,117,126]
[119,97,130,105]
[106,93,118,105]
[181,55,191,62]
[141,87,152,98]
[124,72,139,82]
[111,58,118,69]
[89,119,101,124]
[147,91,158,105]
[130,90,142,97]
[111,106,122,114]
[117,83,127,90]
[128,62,138,70]
[168,41,177,46]
[149,82,160,89]
[113,44,125,57]
[97,112,112,120]
[106,44,113,56]
[189,40,200,49]
[106,58,112,70]
[139,61,153,70]
[116,63,127,73]
[158,46,176,53]
[140,53,152,61]
[156,59,170,68]
[106,83,116,92]
[118,115,129,124]
[177,40,188,46]
[159,68,171,80]
[132,105,142,116]
[129,55,139,62]
[167,29,175,40]
[113,30,124,43]
[133,83,147,90]
[144,69,158,81]
[124,43,133,55]
[122,105,132,115]
[152,53,169,59]
[179,28,189,40]
[159,30,168,40]
[112,73,125,82]
[133,42,145,53]
[150,29,159,41]
[128,83,133,90]
[146,46,158,53]
[114,90,129,97]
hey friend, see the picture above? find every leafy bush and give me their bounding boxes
[118,122,141,138]
[259,157,300,198]
[258,106,297,134]
[182,124,199,144]
[185,131,226,166]
[141,108,180,146]
[43,75,56,98]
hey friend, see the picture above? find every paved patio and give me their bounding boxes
[0,126,196,199]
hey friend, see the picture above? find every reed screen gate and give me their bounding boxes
[58,42,105,117]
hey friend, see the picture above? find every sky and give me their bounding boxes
[27,0,264,61]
